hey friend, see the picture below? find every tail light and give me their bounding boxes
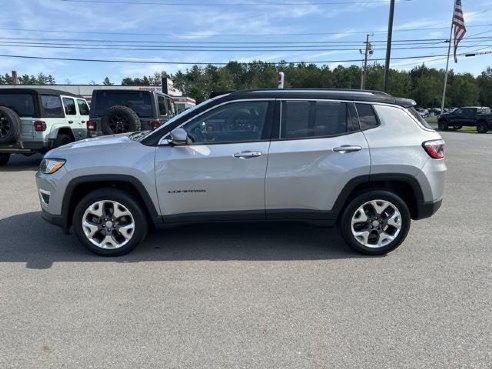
[87,120,97,131]
[423,139,445,159]
[150,120,160,130]
[33,120,46,131]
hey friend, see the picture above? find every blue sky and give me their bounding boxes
[1,0,491,84]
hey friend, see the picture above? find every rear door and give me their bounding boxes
[61,96,84,140]
[265,99,370,219]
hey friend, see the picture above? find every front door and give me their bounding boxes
[155,100,274,220]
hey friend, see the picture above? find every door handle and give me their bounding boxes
[333,145,362,153]
[233,151,263,159]
[68,120,74,124]
[81,120,86,123]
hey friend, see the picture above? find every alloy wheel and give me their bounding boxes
[350,199,402,248]
[81,200,135,249]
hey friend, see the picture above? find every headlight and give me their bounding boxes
[40,158,66,174]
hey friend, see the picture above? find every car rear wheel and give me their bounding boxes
[54,133,73,148]
[437,120,448,131]
[339,190,411,255]
[477,121,488,134]
[73,189,148,256]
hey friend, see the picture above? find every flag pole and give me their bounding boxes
[440,1,455,113]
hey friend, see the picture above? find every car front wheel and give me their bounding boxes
[339,190,411,255]
[73,189,148,256]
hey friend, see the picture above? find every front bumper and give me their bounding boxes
[41,208,66,228]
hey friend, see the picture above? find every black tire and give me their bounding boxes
[339,190,411,255]
[101,105,141,135]
[477,121,488,134]
[0,153,10,166]
[437,120,448,131]
[73,188,148,256]
[0,106,21,144]
[54,133,73,148]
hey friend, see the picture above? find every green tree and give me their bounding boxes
[447,73,480,106]
[477,67,492,107]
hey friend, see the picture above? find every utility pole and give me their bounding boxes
[360,34,373,90]
[383,0,395,92]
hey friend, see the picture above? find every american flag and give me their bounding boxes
[452,0,466,62]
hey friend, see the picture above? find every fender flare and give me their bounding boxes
[61,174,161,231]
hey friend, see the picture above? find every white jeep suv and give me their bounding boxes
[0,87,89,165]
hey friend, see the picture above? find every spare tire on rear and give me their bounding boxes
[0,106,21,144]
[101,105,141,135]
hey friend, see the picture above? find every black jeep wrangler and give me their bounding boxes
[87,89,177,137]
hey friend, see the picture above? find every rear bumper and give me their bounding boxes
[415,199,442,220]
[0,141,48,154]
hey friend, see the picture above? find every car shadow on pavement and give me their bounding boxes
[0,153,43,172]
[0,211,370,269]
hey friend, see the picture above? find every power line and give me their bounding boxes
[0,23,489,37]
[0,36,489,46]
[60,0,413,6]
[0,51,481,65]
[1,41,490,52]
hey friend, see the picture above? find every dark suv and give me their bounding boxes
[438,106,492,133]
[87,89,177,137]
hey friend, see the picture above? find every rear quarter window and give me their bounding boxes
[373,104,430,132]
[406,107,433,129]
[0,93,36,117]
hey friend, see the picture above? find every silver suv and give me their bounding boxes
[36,89,446,256]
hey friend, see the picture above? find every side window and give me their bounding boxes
[280,101,310,139]
[158,96,168,116]
[62,98,76,115]
[182,101,269,144]
[355,103,380,131]
[280,100,349,139]
[77,99,90,115]
[41,95,64,118]
[314,101,350,136]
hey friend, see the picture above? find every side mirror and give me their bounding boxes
[168,127,188,146]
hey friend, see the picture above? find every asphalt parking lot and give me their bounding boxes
[0,132,490,369]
